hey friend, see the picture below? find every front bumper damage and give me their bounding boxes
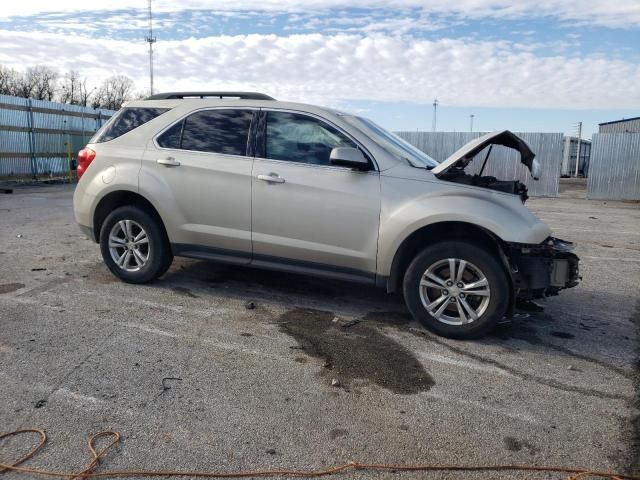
[505,237,580,301]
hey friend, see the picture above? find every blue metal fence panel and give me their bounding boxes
[0,94,115,178]
[395,131,563,197]
[588,133,640,200]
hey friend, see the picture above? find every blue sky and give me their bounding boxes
[0,1,639,137]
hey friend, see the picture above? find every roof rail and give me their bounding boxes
[146,91,276,101]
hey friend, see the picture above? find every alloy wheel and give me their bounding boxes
[419,258,491,326]
[108,220,150,272]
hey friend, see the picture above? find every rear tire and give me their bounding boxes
[99,206,173,284]
[403,241,509,339]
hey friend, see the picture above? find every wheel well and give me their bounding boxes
[93,191,167,243]
[387,221,507,294]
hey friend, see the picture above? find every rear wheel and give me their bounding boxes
[99,206,172,284]
[403,241,509,338]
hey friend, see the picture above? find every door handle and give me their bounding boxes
[157,157,181,167]
[257,173,285,184]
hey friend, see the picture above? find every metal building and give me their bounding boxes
[598,116,640,133]
[561,136,591,177]
[0,94,114,179]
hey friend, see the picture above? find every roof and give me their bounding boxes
[146,91,276,101]
[598,116,640,126]
[126,96,346,119]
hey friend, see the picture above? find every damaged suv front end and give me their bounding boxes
[430,130,581,306]
[506,237,580,301]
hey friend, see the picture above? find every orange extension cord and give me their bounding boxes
[1,428,639,480]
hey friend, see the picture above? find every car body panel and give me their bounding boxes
[431,129,538,178]
[139,144,254,258]
[72,141,145,232]
[252,157,381,274]
[376,163,551,276]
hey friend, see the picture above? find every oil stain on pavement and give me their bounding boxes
[278,308,434,394]
[0,283,25,294]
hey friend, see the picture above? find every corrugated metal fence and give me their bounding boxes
[396,131,564,197]
[588,133,640,200]
[0,94,114,179]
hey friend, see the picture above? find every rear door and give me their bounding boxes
[140,108,256,263]
[251,110,381,280]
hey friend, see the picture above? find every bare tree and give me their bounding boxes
[0,65,18,95]
[92,75,135,110]
[78,78,95,107]
[12,69,36,98]
[59,70,81,104]
[31,66,59,101]
[0,64,137,107]
[6,65,59,100]
[59,70,95,106]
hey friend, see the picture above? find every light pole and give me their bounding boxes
[469,114,475,132]
[432,98,438,132]
[574,121,582,177]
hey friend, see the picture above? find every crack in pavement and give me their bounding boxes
[15,327,118,428]
[406,327,630,401]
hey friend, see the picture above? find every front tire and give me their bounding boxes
[403,241,510,339]
[99,206,173,284]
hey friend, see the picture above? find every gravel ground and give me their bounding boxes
[0,181,638,479]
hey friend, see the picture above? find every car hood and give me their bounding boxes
[431,130,539,179]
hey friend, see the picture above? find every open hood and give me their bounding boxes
[431,130,540,179]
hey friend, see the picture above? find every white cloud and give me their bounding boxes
[3,0,640,28]
[0,29,638,110]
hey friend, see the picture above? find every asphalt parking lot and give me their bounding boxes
[1,181,638,479]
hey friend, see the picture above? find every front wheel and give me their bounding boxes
[99,206,173,284]
[403,241,510,339]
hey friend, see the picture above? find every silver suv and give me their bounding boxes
[73,92,579,338]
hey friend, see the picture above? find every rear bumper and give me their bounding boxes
[506,237,580,300]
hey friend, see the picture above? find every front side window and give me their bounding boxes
[92,107,169,143]
[265,111,356,165]
[179,109,253,156]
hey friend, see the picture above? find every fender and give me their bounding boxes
[377,177,551,277]
[72,145,143,232]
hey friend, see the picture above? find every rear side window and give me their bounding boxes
[156,121,183,149]
[92,107,169,143]
[175,109,253,156]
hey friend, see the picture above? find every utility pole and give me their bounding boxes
[469,114,475,132]
[574,121,582,177]
[432,98,438,132]
[145,0,156,95]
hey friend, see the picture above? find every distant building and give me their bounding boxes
[561,136,591,177]
[598,117,640,133]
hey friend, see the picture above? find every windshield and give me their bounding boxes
[342,115,439,168]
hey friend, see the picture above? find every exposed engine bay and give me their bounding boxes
[438,168,529,202]
[431,130,539,203]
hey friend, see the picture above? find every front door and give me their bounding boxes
[251,110,381,281]
[140,108,255,263]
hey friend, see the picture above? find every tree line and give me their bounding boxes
[0,64,144,110]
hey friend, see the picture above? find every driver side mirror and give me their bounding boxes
[329,147,369,171]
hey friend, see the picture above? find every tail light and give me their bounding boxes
[77,148,96,178]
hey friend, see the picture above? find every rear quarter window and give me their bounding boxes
[91,107,169,143]
[181,109,253,156]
